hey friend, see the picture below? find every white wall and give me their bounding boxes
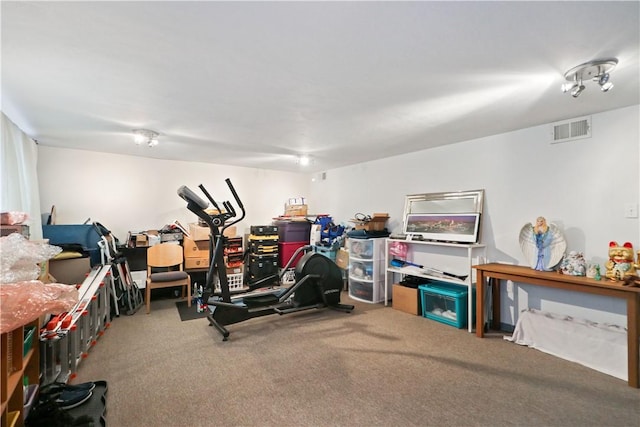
[37,147,312,240]
[37,105,639,326]
[309,105,640,326]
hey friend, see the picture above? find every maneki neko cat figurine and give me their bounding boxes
[605,241,636,281]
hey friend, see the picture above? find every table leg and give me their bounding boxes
[476,270,485,337]
[491,277,501,330]
[627,294,639,388]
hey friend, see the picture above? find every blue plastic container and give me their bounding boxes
[313,245,337,260]
[42,224,102,265]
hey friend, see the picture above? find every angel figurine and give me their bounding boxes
[519,216,567,271]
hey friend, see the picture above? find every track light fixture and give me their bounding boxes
[598,73,613,92]
[571,82,586,98]
[133,129,159,147]
[562,58,618,98]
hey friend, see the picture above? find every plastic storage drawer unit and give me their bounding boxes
[349,239,374,259]
[419,282,475,329]
[349,279,375,302]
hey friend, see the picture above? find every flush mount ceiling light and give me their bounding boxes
[133,129,159,147]
[562,58,618,98]
[297,155,311,166]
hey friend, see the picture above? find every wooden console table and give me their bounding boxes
[473,263,640,388]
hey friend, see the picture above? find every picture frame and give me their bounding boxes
[403,213,481,243]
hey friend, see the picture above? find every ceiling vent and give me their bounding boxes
[312,172,326,182]
[551,116,591,143]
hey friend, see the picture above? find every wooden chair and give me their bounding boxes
[146,243,191,314]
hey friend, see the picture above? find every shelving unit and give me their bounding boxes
[348,237,388,303]
[1,318,40,427]
[384,238,486,332]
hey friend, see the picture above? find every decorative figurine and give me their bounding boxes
[605,241,636,281]
[586,264,601,280]
[623,275,640,287]
[519,216,567,271]
[559,251,587,276]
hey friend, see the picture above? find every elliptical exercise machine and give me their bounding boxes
[177,178,353,341]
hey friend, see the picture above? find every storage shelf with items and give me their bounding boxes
[1,318,40,427]
[224,237,244,272]
[384,238,486,332]
[348,237,388,303]
[215,236,245,293]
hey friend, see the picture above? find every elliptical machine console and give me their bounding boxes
[178,178,353,341]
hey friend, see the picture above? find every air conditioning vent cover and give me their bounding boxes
[551,116,591,143]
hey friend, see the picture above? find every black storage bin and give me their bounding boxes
[248,253,279,277]
[250,225,278,236]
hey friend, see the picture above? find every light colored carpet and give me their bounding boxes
[72,293,640,427]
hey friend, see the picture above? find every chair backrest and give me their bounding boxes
[147,243,184,270]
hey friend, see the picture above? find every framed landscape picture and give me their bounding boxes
[403,213,481,243]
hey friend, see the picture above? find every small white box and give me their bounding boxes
[288,197,306,205]
[148,234,161,247]
[131,270,147,289]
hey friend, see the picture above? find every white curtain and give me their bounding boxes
[0,112,43,240]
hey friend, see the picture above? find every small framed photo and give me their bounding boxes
[403,213,481,243]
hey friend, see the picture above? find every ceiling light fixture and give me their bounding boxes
[133,129,159,147]
[297,155,310,166]
[562,58,618,98]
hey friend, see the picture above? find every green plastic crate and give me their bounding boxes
[23,326,35,357]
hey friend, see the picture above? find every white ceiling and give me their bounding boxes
[2,1,639,173]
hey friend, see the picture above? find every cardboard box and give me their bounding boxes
[285,204,308,217]
[185,223,232,240]
[184,257,209,269]
[335,248,349,270]
[183,237,210,259]
[392,284,421,315]
[135,234,148,247]
[49,257,92,285]
[352,213,389,232]
[188,223,211,241]
[223,226,237,238]
[38,260,50,282]
[0,224,30,238]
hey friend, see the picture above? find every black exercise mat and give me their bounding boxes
[175,300,208,321]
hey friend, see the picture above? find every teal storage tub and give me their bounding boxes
[419,282,475,329]
[313,245,337,261]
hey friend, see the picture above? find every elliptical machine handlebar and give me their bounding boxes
[217,178,245,229]
[178,180,245,230]
[197,184,223,214]
[225,178,244,211]
[223,201,236,218]
[177,185,209,215]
